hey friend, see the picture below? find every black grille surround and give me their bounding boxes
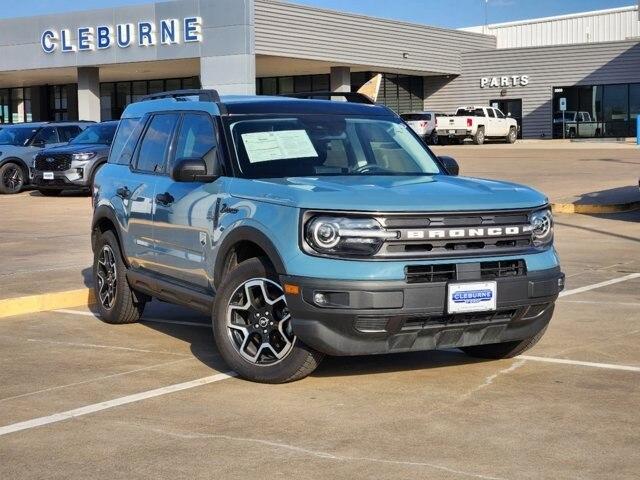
[301,208,546,260]
[35,154,72,172]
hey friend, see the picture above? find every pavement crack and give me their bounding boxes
[147,427,510,480]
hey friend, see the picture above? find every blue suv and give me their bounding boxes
[92,89,564,383]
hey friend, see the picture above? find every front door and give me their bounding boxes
[152,112,222,290]
[492,99,523,138]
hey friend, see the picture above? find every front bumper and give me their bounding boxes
[282,267,564,356]
[31,170,90,189]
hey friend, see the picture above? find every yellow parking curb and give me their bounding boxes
[0,289,95,319]
[552,201,640,215]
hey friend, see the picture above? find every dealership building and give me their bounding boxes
[0,0,638,139]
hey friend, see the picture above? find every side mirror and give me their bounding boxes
[171,157,219,183]
[507,112,512,117]
[438,155,459,176]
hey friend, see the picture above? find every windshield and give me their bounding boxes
[0,127,39,146]
[228,115,442,179]
[70,123,117,145]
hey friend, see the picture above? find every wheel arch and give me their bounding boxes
[91,205,130,267]
[214,226,286,290]
[0,157,29,178]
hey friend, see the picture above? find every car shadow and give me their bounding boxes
[28,189,89,197]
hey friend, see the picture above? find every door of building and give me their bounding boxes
[0,89,9,124]
[491,99,522,139]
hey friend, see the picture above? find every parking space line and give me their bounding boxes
[520,356,640,373]
[0,358,194,403]
[26,338,190,357]
[560,300,640,307]
[559,273,640,298]
[0,371,236,437]
[54,309,210,329]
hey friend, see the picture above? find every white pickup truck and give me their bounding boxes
[436,106,519,145]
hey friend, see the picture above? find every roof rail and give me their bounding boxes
[281,91,375,105]
[139,89,221,103]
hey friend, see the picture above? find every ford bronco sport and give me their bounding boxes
[91,89,564,383]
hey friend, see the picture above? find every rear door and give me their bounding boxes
[127,113,180,272]
[152,112,224,290]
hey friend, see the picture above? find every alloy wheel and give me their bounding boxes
[226,278,295,365]
[2,165,23,193]
[96,245,118,310]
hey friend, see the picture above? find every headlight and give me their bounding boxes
[529,209,553,247]
[305,216,397,257]
[72,152,96,162]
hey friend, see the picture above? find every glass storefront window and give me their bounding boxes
[100,83,115,121]
[629,83,640,137]
[602,84,629,138]
[49,85,69,121]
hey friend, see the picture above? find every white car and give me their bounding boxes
[400,112,438,144]
[553,111,602,138]
[436,106,519,145]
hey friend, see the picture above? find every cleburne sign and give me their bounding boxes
[41,17,202,53]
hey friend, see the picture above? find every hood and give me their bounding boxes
[229,175,548,212]
[40,144,109,155]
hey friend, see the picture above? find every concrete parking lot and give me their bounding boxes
[0,143,639,479]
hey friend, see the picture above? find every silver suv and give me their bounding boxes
[0,122,93,194]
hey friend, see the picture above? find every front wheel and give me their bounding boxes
[460,326,548,359]
[0,162,25,194]
[212,257,324,383]
[507,127,517,144]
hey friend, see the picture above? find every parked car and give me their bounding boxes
[437,106,518,145]
[32,121,118,196]
[92,89,563,383]
[400,111,438,144]
[553,111,602,138]
[0,122,93,194]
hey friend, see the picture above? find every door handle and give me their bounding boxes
[155,192,174,206]
[116,186,130,200]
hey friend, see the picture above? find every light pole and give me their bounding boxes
[484,0,489,34]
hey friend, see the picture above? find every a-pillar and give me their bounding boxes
[77,67,101,122]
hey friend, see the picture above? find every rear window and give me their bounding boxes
[401,114,432,121]
[108,118,142,165]
[455,108,485,117]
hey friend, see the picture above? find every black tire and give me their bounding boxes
[568,128,576,139]
[473,127,485,145]
[460,326,548,359]
[438,136,449,146]
[93,230,146,324]
[429,131,438,145]
[212,257,324,383]
[507,127,517,144]
[0,162,25,194]
[39,189,63,196]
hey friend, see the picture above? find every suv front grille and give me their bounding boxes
[35,154,72,172]
[405,259,526,284]
[376,210,534,258]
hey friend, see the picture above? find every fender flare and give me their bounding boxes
[213,226,286,288]
[91,205,128,263]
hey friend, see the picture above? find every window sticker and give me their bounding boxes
[241,130,318,163]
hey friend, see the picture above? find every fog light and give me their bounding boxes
[314,293,328,306]
[76,168,84,178]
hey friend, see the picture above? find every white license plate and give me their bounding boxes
[43,172,54,180]
[448,129,456,134]
[448,281,497,314]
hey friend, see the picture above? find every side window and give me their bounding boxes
[495,109,505,119]
[33,127,59,145]
[109,118,142,165]
[135,114,179,174]
[58,126,81,142]
[486,109,496,118]
[424,114,432,121]
[172,113,216,171]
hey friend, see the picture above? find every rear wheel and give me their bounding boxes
[93,230,146,324]
[39,189,63,197]
[429,131,438,145]
[212,257,324,383]
[507,127,517,144]
[461,326,547,359]
[0,162,25,194]
[473,127,485,145]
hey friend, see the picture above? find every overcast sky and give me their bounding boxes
[0,0,633,28]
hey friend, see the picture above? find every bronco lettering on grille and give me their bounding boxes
[402,225,530,240]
